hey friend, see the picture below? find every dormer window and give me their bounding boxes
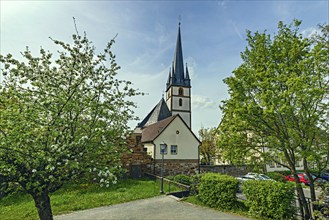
[178,88,183,96]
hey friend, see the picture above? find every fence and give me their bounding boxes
[144,172,190,198]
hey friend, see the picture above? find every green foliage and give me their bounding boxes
[243,180,296,219]
[218,19,328,168]
[313,182,329,219]
[0,21,141,219]
[165,176,175,181]
[266,172,287,182]
[173,174,191,185]
[217,20,328,218]
[189,174,202,195]
[197,173,239,210]
[199,127,218,165]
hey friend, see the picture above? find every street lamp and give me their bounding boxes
[160,142,167,194]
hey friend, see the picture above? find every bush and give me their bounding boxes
[197,173,239,210]
[165,176,175,181]
[243,180,296,219]
[266,172,287,182]
[313,182,329,219]
[173,174,191,185]
[189,174,202,195]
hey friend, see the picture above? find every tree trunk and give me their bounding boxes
[32,190,53,220]
[293,172,311,219]
[304,159,317,202]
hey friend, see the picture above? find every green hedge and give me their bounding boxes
[243,180,296,219]
[266,172,287,182]
[173,174,191,185]
[197,173,239,210]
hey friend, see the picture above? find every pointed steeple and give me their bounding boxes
[166,22,191,90]
[173,22,185,82]
[185,63,190,79]
[166,68,172,88]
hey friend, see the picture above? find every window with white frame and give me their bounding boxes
[171,145,178,155]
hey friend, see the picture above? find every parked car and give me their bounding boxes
[320,173,329,181]
[237,173,274,182]
[236,173,274,192]
[285,173,310,185]
[312,172,329,182]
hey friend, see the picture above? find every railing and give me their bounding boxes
[144,172,190,198]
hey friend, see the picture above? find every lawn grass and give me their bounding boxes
[0,178,179,220]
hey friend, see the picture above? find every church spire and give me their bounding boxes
[166,21,191,90]
[173,22,184,82]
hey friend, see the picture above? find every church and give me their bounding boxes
[124,23,200,177]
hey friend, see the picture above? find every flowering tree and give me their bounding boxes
[0,23,140,220]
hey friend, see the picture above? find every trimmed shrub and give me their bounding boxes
[197,173,239,210]
[243,180,296,219]
[266,172,287,182]
[165,176,175,181]
[189,174,202,195]
[173,174,191,185]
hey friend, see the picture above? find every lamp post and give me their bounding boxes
[160,142,167,194]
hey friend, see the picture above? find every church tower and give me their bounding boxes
[166,23,191,128]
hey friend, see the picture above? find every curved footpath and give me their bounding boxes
[55,195,250,220]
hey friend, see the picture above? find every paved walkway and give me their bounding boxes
[55,195,250,220]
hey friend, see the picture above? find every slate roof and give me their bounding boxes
[166,23,191,90]
[141,115,176,143]
[137,98,172,128]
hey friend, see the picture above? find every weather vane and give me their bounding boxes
[179,15,181,26]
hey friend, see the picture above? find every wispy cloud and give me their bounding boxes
[192,95,217,109]
[272,1,291,21]
[217,0,228,9]
[185,56,197,79]
[229,20,243,41]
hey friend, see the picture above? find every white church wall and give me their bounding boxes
[172,87,190,96]
[153,117,199,160]
[172,97,190,110]
[171,111,190,128]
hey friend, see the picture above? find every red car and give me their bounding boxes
[285,173,310,185]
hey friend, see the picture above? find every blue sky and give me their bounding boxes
[1,0,328,134]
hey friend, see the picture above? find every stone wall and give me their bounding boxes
[122,133,152,177]
[151,159,199,176]
[123,132,201,177]
[200,165,252,177]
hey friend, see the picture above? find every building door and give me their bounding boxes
[130,164,142,178]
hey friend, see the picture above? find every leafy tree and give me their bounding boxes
[0,22,140,220]
[199,127,218,165]
[218,20,328,219]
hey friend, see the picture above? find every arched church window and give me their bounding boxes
[179,98,182,106]
[178,88,183,96]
